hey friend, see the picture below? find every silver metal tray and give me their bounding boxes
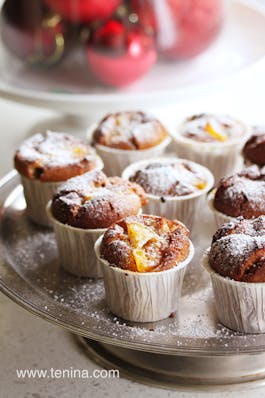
[1,170,265,358]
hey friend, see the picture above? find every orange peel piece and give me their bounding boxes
[194,180,207,190]
[205,122,228,142]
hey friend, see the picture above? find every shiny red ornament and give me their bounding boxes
[86,20,156,87]
[0,0,66,66]
[155,0,224,59]
[45,0,122,23]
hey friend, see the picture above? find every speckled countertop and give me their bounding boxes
[1,32,265,397]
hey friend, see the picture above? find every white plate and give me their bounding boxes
[0,0,264,117]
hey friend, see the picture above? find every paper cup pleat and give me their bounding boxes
[122,157,214,232]
[95,236,194,322]
[47,203,105,277]
[202,251,265,333]
[21,176,62,227]
[173,136,244,183]
[95,137,171,177]
[20,156,104,228]
[207,190,235,229]
[142,195,206,232]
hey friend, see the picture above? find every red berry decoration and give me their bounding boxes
[86,19,157,87]
[1,0,67,66]
[156,0,224,59]
[45,0,122,23]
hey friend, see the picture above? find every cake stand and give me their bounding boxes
[1,170,265,392]
[0,0,264,128]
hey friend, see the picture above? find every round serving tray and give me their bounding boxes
[1,170,265,356]
[0,0,264,117]
[3,170,265,389]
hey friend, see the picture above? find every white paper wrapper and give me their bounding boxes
[202,250,265,333]
[47,202,105,277]
[207,189,235,229]
[172,125,247,183]
[94,137,171,177]
[20,156,103,228]
[122,158,214,232]
[95,236,194,322]
[21,176,62,227]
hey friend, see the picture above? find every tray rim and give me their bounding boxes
[2,170,265,356]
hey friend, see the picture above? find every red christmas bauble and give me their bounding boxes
[130,0,156,32]
[1,0,67,66]
[86,20,156,87]
[45,0,122,23]
[155,0,223,59]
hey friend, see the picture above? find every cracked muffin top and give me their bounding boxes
[99,214,191,273]
[128,160,208,197]
[51,170,146,229]
[213,166,265,218]
[243,126,265,167]
[180,113,245,143]
[209,216,265,282]
[92,111,169,150]
[14,131,102,182]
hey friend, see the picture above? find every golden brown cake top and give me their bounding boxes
[14,131,100,182]
[243,126,265,167]
[100,214,190,273]
[180,113,244,143]
[209,216,265,282]
[92,111,169,150]
[213,166,265,218]
[129,160,207,197]
[51,170,146,229]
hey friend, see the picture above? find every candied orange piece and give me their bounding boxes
[194,180,207,190]
[205,122,228,142]
[132,249,153,272]
[127,222,158,248]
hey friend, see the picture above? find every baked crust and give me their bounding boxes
[243,126,265,166]
[209,216,265,282]
[14,131,100,182]
[181,113,244,143]
[213,166,265,218]
[92,111,168,150]
[129,160,207,197]
[51,171,147,229]
[100,214,190,273]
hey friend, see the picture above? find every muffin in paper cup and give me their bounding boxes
[202,249,265,334]
[94,137,171,177]
[47,202,105,277]
[172,116,247,183]
[95,235,194,322]
[47,170,146,278]
[88,111,171,177]
[21,155,103,228]
[15,131,104,227]
[207,189,235,229]
[122,157,214,232]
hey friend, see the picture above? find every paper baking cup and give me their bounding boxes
[94,137,171,177]
[122,158,214,231]
[202,250,265,333]
[172,126,247,183]
[46,202,105,277]
[20,156,103,228]
[207,189,236,229]
[95,235,194,322]
[21,176,62,227]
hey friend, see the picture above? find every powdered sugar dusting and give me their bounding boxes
[1,188,260,352]
[16,131,97,167]
[130,161,207,197]
[181,113,244,143]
